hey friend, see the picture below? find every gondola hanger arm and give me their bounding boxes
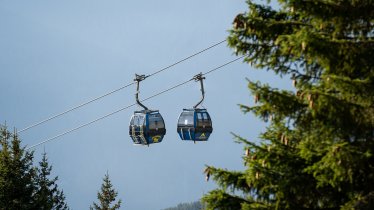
[134,74,149,110]
[193,72,205,109]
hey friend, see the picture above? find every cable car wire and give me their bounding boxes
[19,39,226,133]
[18,82,135,133]
[26,55,244,150]
[145,40,227,79]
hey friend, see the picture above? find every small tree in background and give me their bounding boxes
[0,126,36,209]
[0,124,69,209]
[34,153,69,210]
[203,0,373,209]
[163,201,204,210]
[90,173,122,210]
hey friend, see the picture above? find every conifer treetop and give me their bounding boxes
[90,173,122,210]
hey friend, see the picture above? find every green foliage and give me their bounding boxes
[0,126,36,209]
[0,125,69,209]
[34,153,69,210]
[90,173,122,210]
[203,0,374,209]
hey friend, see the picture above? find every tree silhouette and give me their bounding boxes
[0,125,69,209]
[34,153,69,210]
[90,173,122,210]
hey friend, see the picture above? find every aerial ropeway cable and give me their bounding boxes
[26,55,244,150]
[19,39,226,134]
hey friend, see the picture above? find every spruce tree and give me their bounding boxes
[202,0,374,209]
[0,125,36,209]
[34,152,69,210]
[0,125,69,209]
[90,173,122,210]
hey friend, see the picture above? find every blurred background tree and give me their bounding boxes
[90,172,122,210]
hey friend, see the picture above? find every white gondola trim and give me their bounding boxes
[180,128,185,140]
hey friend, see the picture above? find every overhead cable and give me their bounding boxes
[145,39,227,78]
[19,39,227,133]
[26,55,244,150]
[18,83,135,133]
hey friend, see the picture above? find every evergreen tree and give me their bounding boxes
[34,152,69,210]
[0,125,36,209]
[0,125,69,209]
[90,173,122,210]
[202,0,374,209]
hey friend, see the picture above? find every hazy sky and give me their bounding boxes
[0,1,289,209]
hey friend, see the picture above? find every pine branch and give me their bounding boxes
[204,166,251,193]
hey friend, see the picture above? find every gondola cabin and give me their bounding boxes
[177,108,212,142]
[129,110,166,145]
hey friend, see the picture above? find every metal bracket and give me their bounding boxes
[134,74,146,82]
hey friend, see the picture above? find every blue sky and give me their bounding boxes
[0,1,289,209]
